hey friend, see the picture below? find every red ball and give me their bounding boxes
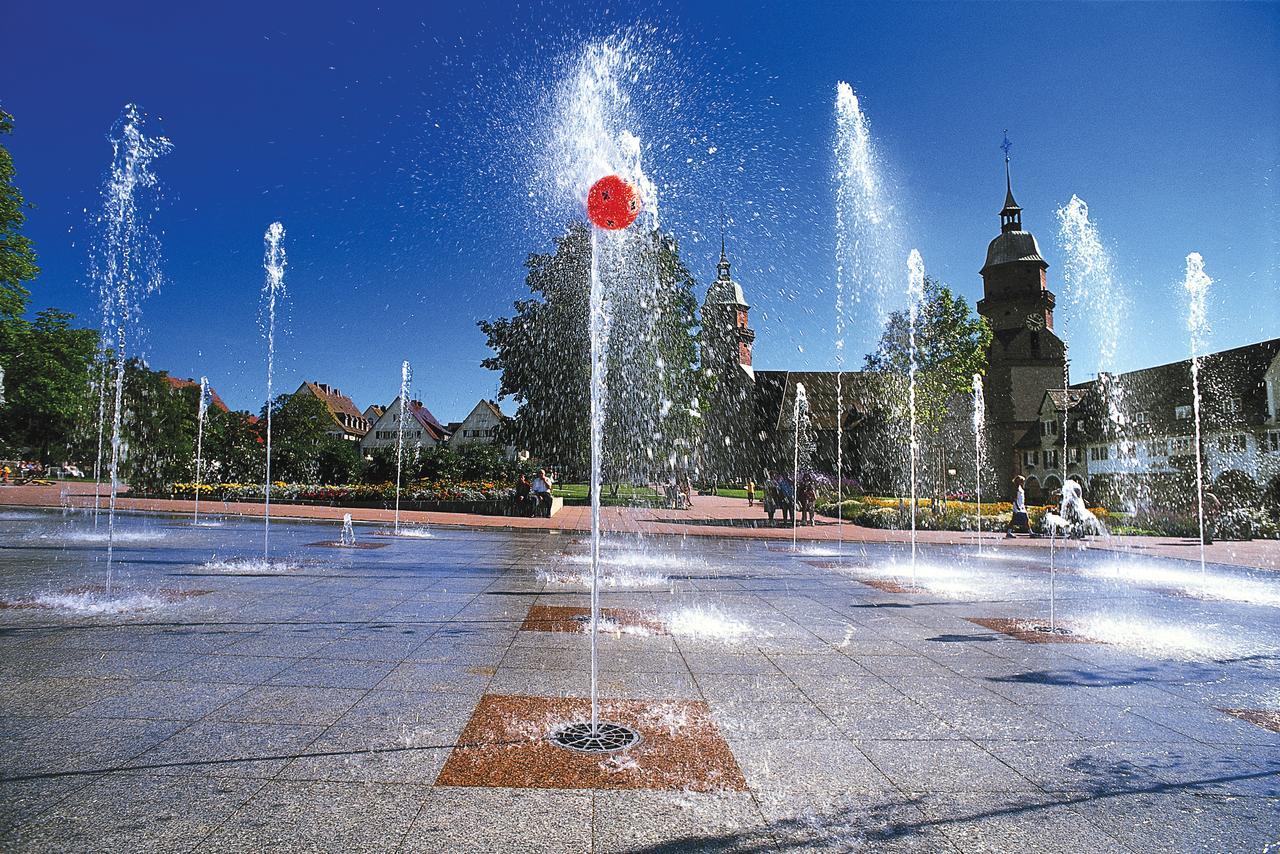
[586,174,640,230]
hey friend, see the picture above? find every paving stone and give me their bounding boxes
[403,786,592,852]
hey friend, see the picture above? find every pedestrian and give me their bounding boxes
[746,478,756,507]
[778,474,795,523]
[763,472,777,520]
[1006,475,1029,537]
[1202,489,1222,545]
[798,474,817,526]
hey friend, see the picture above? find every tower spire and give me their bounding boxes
[999,130,1022,233]
[717,205,731,280]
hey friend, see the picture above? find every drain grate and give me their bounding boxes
[548,721,642,754]
[1029,625,1073,636]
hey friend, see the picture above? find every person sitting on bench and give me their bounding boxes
[531,469,554,516]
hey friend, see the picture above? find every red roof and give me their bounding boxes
[165,376,230,413]
[407,400,451,443]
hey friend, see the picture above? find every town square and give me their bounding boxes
[1,2,1277,851]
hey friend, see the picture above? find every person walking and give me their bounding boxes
[1006,475,1029,537]
[1203,489,1222,545]
[778,474,795,523]
[746,478,756,507]
[798,474,817,526]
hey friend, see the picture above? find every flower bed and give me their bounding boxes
[818,498,1108,533]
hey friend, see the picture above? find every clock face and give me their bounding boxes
[1025,312,1044,331]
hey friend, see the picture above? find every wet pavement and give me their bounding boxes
[0,508,1277,852]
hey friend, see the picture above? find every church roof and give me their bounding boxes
[981,230,1047,274]
[706,278,748,307]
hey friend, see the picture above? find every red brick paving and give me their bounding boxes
[3,481,1277,572]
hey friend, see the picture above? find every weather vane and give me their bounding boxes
[1001,130,1013,163]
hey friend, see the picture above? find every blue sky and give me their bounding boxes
[7,0,1278,420]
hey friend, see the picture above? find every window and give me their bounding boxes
[1217,434,1246,454]
[1068,448,1081,463]
[1119,441,1137,459]
[1041,420,1058,438]
[1089,445,1110,462]
[1045,449,1060,469]
[1175,405,1193,420]
[1222,397,1243,416]
[1023,451,1039,468]
[1171,436,1193,455]
[1266,431,1280,454]
[1132,411,1152,425]
[1142,439,1169,457]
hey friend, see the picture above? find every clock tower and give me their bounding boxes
[976,138,1067,496]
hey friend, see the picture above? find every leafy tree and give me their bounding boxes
[263,392,333,483]
[317,436,362,485]
[117,360,195,492]
[479,221,590,477]
[0,110,39,321]
[478,221,703,484]
[202,408,264,484]
[864,276,992,500]
[0,309,98,462]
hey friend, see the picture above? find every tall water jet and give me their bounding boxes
[260,222,287,561]
[792,382,810,551]
[972,373,985,552]
[539,38,657,748]
[1183,252,1212,578]
[906,250,926,585]
[834,82,899,539]
[91,104,172,583]
[394,360,412,534]
[1057,196,1135,508]
[192,376,209,525]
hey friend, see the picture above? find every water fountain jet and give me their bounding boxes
[192,376,209,526]
[261,222,287,561]
[91,104,172,587]
[1183,252,1212,579]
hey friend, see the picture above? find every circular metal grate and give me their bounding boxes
[1030,625,1073,636]
[548,721,642,754]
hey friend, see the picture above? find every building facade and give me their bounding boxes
[295,382,371,442]
[448,400,507,448]
[696,154,1277,506]
[360,396,450,456]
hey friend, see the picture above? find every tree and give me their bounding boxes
[202,408,264,485]
[117,360,196,493]
[264,392,334,483]
[0,110,39,321]
[479,221,591,477]
[478,221,704,484]
[864,276,992,500]
[0,309,98,462]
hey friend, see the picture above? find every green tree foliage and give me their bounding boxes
[263,392,333,483]
[117,360,196,492]
[201,407,264,485]
[0,309,98,462]
[479,221,591,476]
[317,436,362,485]
[478,221,703,483]
[0,110,39,321]
[863,276,992,497]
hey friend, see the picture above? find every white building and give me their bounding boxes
[360,396,451,456]
[447,400,509,451]
[1016,338,1280,506]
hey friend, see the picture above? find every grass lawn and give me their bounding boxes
[553,482,751,506]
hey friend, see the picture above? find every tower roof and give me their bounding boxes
[705,237,749,308]
[981,131,1046,274]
